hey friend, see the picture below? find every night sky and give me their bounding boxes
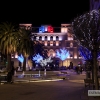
[0,0,90,27]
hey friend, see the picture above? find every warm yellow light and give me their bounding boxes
[74,55,77,59]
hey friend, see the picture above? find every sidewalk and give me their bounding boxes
[0,70,100,100]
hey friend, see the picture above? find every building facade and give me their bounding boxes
[18,23,84,68]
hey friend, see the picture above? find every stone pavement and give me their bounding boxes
[0,70,100,100]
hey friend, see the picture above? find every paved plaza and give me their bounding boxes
[0,70,100,100]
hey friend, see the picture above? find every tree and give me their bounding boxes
[55,48,70,66]
[79,46,100,81]
[39,56,53,67]
[32,53,43,63]
[71,10,100,90]
[17,28,35,71]
[0,22,18,71]
[33,53,52,67]
[33,54,53,75]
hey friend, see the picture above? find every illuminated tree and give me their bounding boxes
[33,54,53,67]
[79,46,92,61]
[56,48,70,66]
[39,56,53,76]
[71,10,100,89]
[33,54,52,75]
[32,53,43,63]
[79,46,100,61]
[39,56,53,67]
[17,54,24,63]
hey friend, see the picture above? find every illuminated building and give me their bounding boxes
[13,23,83,68]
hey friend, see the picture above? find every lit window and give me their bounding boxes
[45,41,47,46]
[78,52,82,59]
[50,41,53,46]
[70,43,73,47]
[56,41,59,46]
[79,57,82,59]
[68,36,73,40]
[74,55,77,59]
[61,27,67,33]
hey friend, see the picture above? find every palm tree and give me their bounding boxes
[0,21,18,71]
[17,28,35,71]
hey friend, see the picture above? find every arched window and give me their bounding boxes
[56,36,59,41]
[50,36,53,40]
[45,36,47,40]
[39,36,42,40]
[48,49,55,57]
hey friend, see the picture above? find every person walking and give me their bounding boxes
[11,65,15,83]
[7,65,15,83]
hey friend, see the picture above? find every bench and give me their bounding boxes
[84,79,94,89]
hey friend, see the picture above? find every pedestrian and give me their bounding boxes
[80,66,83,74]
[11,65,15,83]
[7,65,15,83]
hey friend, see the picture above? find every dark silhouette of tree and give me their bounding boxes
[17,28,35,71]
[70,10,100,90]
[0,22,18,71]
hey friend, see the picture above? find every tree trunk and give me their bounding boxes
[7,54,11,71]
[23,57,26,71]
[93,50,99,90]
[91,61,94,83]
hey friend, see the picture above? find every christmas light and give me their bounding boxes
[32,53,43,63]
[17,54,24,63]
[56,48,70,61]
[39,56,53,67]
[71,10,100,52]
[79,46,100,60]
